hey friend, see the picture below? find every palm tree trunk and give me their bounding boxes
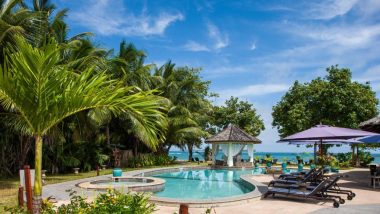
[188,144,193,162]
[106,124,110,145]
[166,145,172,154]
[33,135,43,214]
[133,139,138,157]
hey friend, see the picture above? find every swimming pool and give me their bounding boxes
[152,168,280,199]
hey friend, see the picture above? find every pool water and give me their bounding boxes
[152,168,276,199]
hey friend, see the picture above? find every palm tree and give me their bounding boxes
[0,0,39,61]
[0,36,167,213]
[154,62,210,157]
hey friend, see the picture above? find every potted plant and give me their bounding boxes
[331,158,340,172]
[97,154,109,170]
[73,167,80,174]
[113,168,123,177]
[281,158,288,170]
[265,157,273,168]
[254,156,260,168]
[297,162,304,172]
[296,155,303,164]
[309,159,316,169]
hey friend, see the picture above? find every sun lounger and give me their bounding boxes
[278,168,316,180]
[309,175,356,200]
[269,168,323,186]
[272,174,355,201]
[264,178,341,208]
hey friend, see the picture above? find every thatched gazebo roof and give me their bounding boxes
[360,117,380,133]
[206,124,261,144]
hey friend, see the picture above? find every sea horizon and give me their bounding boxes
[168,150,380,163]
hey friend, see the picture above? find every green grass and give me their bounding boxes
[0,162,206,211]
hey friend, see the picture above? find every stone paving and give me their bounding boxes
[42,167,380,214]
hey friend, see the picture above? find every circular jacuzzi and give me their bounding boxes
[77,176,165,192]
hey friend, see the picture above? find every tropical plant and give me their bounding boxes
[357,150,374,166]
[212,96,265,136]
[6,189,156,214]
[0,36,167,212]
[204,146,211,161]
[0,0,38,61]
[126,153,176,168]
[153,62,211,159]
[272,65,378,138]
[318,155,338,167]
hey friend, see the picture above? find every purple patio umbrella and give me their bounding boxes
[277,125,377,163]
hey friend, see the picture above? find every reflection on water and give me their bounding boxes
[152,169,266,199]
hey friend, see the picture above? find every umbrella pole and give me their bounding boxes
[356,145,359,167]
[351,145,355,166]
[314,143,317,164]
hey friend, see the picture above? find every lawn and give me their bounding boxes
[0,162,206,211]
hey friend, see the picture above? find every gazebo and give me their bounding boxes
[205,124,261,167]
[360,117,380,133]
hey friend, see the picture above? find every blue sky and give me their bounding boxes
[56,0,380,153]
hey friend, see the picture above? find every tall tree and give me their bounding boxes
[0,36,167,213]
[212,97,265,136]
[154,62,211,159]
[0,0,38,62]
[272,65,379,138]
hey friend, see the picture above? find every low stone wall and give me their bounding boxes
[76,176,165,193]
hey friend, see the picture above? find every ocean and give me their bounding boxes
[169,150,380,164]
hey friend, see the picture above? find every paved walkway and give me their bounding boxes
[155,168,380,214]
[43,168,380,214]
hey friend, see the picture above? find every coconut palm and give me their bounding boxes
[154,62,211,156]
[0,36,167,213]
[0,0,38,61]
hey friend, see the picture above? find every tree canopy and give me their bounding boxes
[272,65,379,138]
[212,97,265,136]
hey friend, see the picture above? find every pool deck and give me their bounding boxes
[42,167,380,214]
[156,168,380,214]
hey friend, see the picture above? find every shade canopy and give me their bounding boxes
[206,124,261,144]
[356,135,380,144]
[288,139,361,145]
[278,125,378,142]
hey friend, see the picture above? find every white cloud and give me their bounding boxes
[183,22,229,52]
[207,22,229,49]
[306,0,359,20]
[183,41,210,52]
[219,84,289,98]
[354,64,380,82]
[357,0,380,17]
[250,43,256,50]
[71,0,184,36]
[296,24,380,47]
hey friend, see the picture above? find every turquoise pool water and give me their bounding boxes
[153,168,292,199]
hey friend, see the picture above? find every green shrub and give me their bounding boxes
[6,189,156,214]
[335,152,352,163]
[358,151,374,166]
[318,155,338,167]
[339,161,351,168]
[204,146,211,161]
[127,153,176,168]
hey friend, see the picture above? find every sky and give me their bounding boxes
[56,0,380,153]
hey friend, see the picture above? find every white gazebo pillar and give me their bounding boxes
[227,143,233,167]
[211,143,218,165]
[247,144,254,163]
